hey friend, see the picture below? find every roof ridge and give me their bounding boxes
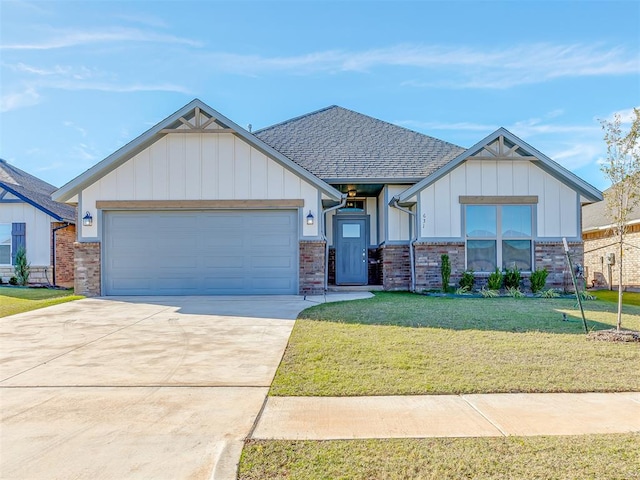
[0,158,58,192]
[253,105,341,134]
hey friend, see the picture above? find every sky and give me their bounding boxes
[1,0,638,191]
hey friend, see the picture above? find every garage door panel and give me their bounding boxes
[104,210,298,295]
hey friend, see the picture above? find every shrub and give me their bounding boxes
[487,268,503,290]
[480,288,499,298]
[455,286,470,295]
[507,286,525,298]
[440,254,451,293]
[504,266,521,290]
[9,276,18,286]
[538,288,560,298]
[14,246,30,286]
[530,268,549,293]
[459,270,475,291]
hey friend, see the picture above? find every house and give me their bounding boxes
[52,99,602,296]
[0,159,76,286]
[583,185,640,290]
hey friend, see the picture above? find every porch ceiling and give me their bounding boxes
[331,183,385,197]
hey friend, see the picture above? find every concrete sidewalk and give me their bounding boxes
[251,392,640,440]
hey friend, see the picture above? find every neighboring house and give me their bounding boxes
[583,186,640,290]
[52,99,602,297]
[0,159,76,286]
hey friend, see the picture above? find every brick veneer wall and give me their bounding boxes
[52,222,76,287]
[381,244,411,290]
[299,240,325,295]
[414,242,465,291]
[584,225,640,290]
[535,241,582,291]
[75,242,101,296]
[409,240,583,292]
[0,266,50,284]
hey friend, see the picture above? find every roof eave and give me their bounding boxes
[53,99,342,202]
[398,127,603,203]
[1,183,67,222]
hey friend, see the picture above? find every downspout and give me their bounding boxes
[390,196,417,292]
[52,222,72,287]
[322,195,348,291]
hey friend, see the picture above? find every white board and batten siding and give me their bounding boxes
[419,160,579,239]
[387,185,412,242]
[79,132,321,239]
[0,202,52,266]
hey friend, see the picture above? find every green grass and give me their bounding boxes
[239,434,640,480]
[270,293,640,396]
[0,286,83,317]
[591,289,640,306]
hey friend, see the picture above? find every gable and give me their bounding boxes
[398,128,603,203]
[53,99,341,203]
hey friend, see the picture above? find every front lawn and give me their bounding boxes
[270,293,640,396]
[591,289,640,306]
[0,286,83,317]
[240,434,640,480]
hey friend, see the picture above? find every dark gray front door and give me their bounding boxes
[335,217,368,285]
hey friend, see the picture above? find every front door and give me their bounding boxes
[335,216,368,285]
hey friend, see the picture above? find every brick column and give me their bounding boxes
[381,244,411,290]
[299,240,325,295]
[52,223,76,287]
[74,242,101,296]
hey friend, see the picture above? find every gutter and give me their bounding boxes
[389,196,417,292]
[321,195,348,291]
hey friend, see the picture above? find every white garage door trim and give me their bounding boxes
[102,209,299,295]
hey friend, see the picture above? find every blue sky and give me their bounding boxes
[1,0,638,191]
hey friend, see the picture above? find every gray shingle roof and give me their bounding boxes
[254,106,465,180]
[583,184,640,232]
[0,159,76,222]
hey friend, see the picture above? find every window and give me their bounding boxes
[0,224,11,265]
[465,205,533,271]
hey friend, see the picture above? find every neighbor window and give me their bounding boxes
[0,224,11,265]
[465,205,533,271]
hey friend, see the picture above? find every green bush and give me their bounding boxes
[9,276,18,286]
[530,268,548,293]
[538,288,560,298]
[507,286,525,298]
[480,288,499,298]
[14,246,30,286]
[487,268,503,290]
[440,254,451,293]
[459,270,475,291]
[504,266,521,290]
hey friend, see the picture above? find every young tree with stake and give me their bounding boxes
[600,108,640,331]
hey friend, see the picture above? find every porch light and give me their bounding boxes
[348,188,357,197]
[82,211,93,227]
[306,210,314,225]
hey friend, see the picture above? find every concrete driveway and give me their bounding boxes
[0,294,370,479]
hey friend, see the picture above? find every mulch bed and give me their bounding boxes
[587,329,640,343]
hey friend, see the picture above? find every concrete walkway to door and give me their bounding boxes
[0,293,372,480]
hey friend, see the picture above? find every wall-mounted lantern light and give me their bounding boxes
[306,210,314,225]
[82,211,93,227]
[348,188,357,197]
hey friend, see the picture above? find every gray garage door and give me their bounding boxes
[103,210,298,295]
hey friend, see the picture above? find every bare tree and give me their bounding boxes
[600,108,640,331]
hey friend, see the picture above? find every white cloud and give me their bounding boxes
[0,87,41,112]
[197,42,638,87]
[47,80,192,94]
[0,27,202,50]
[605,107,640,123]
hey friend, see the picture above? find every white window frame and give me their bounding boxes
[465,205,534,272]
[0,223,11,266]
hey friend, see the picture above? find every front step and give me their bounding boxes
[327,285,384,292]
